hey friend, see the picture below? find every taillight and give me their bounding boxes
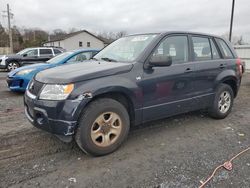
[236,58,243,76]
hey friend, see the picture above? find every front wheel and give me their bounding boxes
[75,98,130,156]
[209,83,234,119]
[7,61,20,72]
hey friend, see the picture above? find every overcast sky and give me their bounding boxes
[1,0,250,42]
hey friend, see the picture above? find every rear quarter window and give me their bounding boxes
[216,39,234,59]
[40,49,53,55]
[54,49,62,54]
[209,39,221,59]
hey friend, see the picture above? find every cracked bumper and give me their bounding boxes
[24,91,79,136]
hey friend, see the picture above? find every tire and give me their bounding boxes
[209,83,234,119]
[75,98,130,156]
[7,61,20,72]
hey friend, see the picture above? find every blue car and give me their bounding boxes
[6,49,99,92]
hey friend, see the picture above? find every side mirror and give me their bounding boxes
[149,55,172,67]
[23,54,27,57]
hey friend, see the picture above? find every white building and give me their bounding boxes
[43,30,108,51]
[234,45,250,71]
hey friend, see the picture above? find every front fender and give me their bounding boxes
[6,58,21,64]
[70,75,143,122]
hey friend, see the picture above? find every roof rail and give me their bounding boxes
[41,46,64,49]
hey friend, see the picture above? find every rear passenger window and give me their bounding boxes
[152,36,188,64]
[217,39,234,59]
[192,37,211,61]
[40,49,52,55]
[210,39,221,59]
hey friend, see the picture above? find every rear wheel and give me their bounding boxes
[209,83,234,119]
[75,98,130,156]
[7,61,20,72]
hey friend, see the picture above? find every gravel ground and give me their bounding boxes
[0,70,249,188]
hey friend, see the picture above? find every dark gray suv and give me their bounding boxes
[24,32,243,156]
[0,47,63,71]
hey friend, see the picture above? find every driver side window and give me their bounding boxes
[152,36,188,64]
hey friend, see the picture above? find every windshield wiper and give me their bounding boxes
[101,57,117,62]
[91,57,99,61]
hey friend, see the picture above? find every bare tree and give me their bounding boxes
[115,31,127,39]
[50,29,67,41]
[68,27,78,33]
[97,30,127,41]
[235,36,244,45]
[1,25,129,52]
[0,23,9,47]
[221,32,246,45]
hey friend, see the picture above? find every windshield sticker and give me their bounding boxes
[131,36,149,42]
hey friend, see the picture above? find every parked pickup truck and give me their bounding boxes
[24,32,243,156]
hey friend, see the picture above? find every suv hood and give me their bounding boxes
[6,54,22,59]
[35,60,133,84]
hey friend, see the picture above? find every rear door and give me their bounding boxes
[39,49,54,62]
[191,35,225,108]
[142,35,196,122]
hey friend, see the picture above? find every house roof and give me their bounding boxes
[43,30,109,44]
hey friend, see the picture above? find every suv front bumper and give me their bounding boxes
[24,90,85,136]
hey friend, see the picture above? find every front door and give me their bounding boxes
[142,35,196,122]
[21,49,39,65]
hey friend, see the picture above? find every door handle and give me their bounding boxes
[184,68,193,73]
[219,64,226,69]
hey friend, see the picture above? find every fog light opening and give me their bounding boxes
[36,113,45,125]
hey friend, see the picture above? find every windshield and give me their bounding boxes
[47,51,74,64]
[94,34,158,62]
[16,48,32,55]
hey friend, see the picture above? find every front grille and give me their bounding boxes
[28,79,44,96]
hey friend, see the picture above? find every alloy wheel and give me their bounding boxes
[7,62,19,71]
[91,112,122,147]
[218,91,231,114]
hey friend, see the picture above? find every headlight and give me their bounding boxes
[39,84,74,100]
[16,69,34,75]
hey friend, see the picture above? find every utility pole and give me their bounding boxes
[7,4,13,53]
[229,0,235,42]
